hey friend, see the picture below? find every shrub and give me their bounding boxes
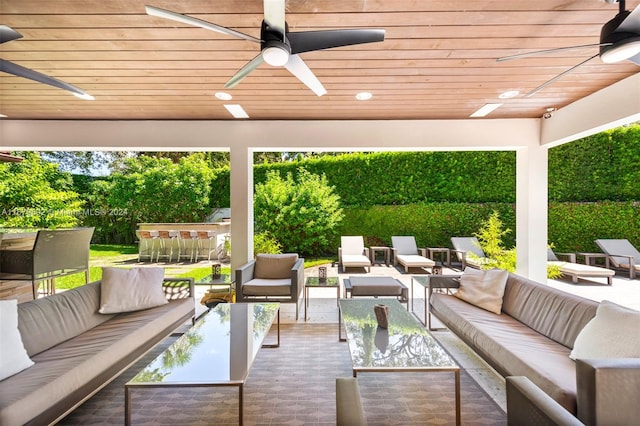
[254,232,282,255]
[254,168,344,256]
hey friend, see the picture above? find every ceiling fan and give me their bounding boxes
[497,0,640,97]
[146,1,385,96]
[0,25,94,100]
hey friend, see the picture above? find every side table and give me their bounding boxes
[369,246,390,266]
[427,247,451,267]
[304,276,340,322]
[195,273,235,306]
[576,252,610,268]
[411,274,460,330]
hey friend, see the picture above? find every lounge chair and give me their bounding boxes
[391,236,434,273]
[595,239,640,279]
[338,236,371,273]
[450,237,491,269]
[547,248,614,285]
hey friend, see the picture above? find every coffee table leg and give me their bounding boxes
[305,287,309,321]
[124,386,131,426]
[239,383,243,426]
[455,369,461,426]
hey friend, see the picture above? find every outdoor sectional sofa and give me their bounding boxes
[0,273,195,426]
[428,271,640,425]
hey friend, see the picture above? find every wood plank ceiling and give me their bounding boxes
[1,0,639,120]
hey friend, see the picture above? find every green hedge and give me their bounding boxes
[332,201,639,256]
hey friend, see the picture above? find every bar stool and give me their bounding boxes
[157,230,179,262]
[196,230,216,261]
[178,230,198,262]
[137,230,160,262]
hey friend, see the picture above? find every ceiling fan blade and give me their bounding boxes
[617,4,640,32]
[0,59,93,99]
[288,29,385,54]
[525,54,599,97]
[284,54,327,96]
[263,0,286,35]
[0,25,23,43]
[497,44,606,62]
[224,54,265,88]
[145,5,260,43]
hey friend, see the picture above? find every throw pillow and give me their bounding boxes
[0,299,34,380]
[99,267,168,314]
[454,267,509,315]
[254,253,298,279]
[570,300,640,360]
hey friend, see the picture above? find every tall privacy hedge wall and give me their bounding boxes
[203,125,639,253]
[209,125,639,206]
[334,201,640,255]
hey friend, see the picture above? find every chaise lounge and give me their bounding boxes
[338,236,372,273]
[548,248,615,285]
[450,236,491,269]
[391,236,434,273]
[595,238,640,279]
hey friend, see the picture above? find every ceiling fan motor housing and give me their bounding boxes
[261,20,291,66]
[599,10,640,60]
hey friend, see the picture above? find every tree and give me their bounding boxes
[84,153,215,242]
[0,152,83,228]
[254,168,344,255]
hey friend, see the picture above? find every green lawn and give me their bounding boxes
[55,245,334,290]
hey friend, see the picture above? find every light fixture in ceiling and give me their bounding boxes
[498,90,519,99]
[0,114,7,118]
[356,92,373,100]
[224,104,249,118]
[470,103,503,117]
[600,36,640,63]
[215,92,233,100]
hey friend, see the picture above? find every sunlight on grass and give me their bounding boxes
[54,245,332,290]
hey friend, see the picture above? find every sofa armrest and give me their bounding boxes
[291,257,305,299]
[556,252,577,263]
[506,376,584,426]
[162,277,194,300]
[576,358,640,425]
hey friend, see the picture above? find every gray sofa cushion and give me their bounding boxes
[501,275,598,348]
[0,297,193,426]
[18,282,115,357]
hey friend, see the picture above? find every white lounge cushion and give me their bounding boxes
[0,300,34,380]
[548,261,614,277]
[396,254,435,267]
[570,300,640,360]
[454,267,509,315]
[342,254,372,267]
[99,267,168,314]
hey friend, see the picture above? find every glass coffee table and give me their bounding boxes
[195,273,235,308]
[339,298,461,425]
[125,302,279,426]
[304,276,340,321]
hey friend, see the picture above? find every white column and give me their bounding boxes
[229,145,253,271]
[515,145,548,282]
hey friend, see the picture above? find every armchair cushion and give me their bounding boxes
[254,253,299,279]
[242,278,292,296]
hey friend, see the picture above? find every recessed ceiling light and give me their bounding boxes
[498,90,519,99]
[224,104,249,118]
[215,92,233,100]
[470,103,503,117]
[356,92,373,101]
[0,114,7,118]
